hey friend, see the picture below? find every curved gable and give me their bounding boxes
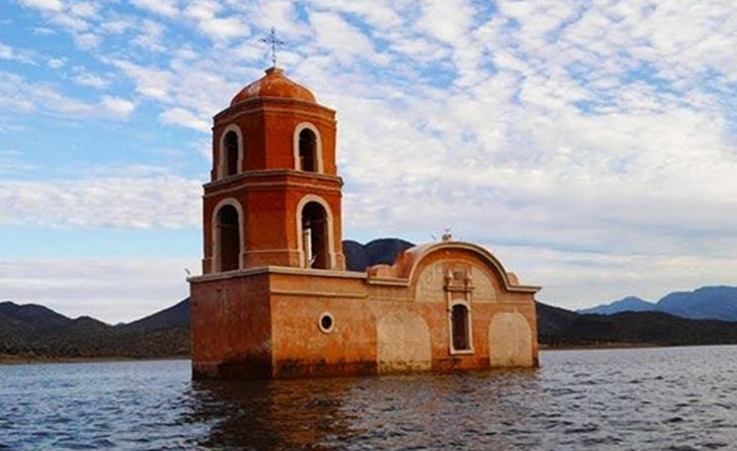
[394,241,539,294]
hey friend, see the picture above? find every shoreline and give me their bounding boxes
[6,342,733,364]
[0,355,190,365]
[538,342,661,351]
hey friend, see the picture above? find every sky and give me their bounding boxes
[1,0,737,324]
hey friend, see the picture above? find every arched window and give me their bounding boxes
[298,128,317,172]
[223,130,239,177]
[301,201,329,269]
[216,205,240,271]
[451,304,471,351]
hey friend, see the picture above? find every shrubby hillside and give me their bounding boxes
[0,299,189,360]
[538,301,737,347]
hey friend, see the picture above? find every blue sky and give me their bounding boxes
[1,0,737,323]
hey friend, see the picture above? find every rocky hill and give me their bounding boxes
[343,238,415,271]
[116,298,189,333]
[0,299,189,361]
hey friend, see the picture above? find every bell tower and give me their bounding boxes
[191,61,540,381]
[201,67,345,273]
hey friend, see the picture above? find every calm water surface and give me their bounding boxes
[2,346,737,450]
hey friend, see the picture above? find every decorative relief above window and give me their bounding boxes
[444,264,473,293]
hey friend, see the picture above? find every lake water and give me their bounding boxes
[2,346,737,450]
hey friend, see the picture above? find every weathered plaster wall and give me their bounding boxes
[416,261,445,303]
[376,311,432,373]
[472,267,497,302]
[269,271,376,378]
[190,272,272,379]
[489,311,534,367]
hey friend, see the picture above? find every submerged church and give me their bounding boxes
[189,66,540,379]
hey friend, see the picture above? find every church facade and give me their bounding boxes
[189,67,540,379]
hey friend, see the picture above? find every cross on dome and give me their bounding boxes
[260,27,286,67]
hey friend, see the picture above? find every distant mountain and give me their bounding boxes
[0,301,72,328]
[577,286,737,321]
[342,240,370,272]
[118,298,189,333]
[538,301,737,347]
[577,296,655,315]
[657,286,737,321]
[343,238,415,272]
[0,300,189,360]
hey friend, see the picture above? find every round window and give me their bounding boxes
[318,312,334,333]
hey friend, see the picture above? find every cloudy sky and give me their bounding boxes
[1,0,736,323]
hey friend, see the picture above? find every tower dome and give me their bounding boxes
[230,67,316,106]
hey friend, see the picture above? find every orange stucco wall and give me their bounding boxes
[191,272,273,379]
[190,245,539,379]
[211,99,337,177]
[201,96,343,275]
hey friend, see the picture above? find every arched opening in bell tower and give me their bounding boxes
[301,201,329,269]
[216,204,240,271]
[298,128,317,172]
[223,130,239,176]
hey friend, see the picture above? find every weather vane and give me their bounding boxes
[260,27,286,67]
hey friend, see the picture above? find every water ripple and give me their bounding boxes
[2,346,737,449]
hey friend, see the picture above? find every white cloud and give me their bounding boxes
[0,43,14,60]
[109,52,241,125]
[0,71,136,119]
[417,0,473,44]
[490,243,737,310]
[101,17,132,34]
[309,11,388,66]
[74,32,100,49]
[0,259,197,323]
[18,0,62,12]
[183,0,248,40]
[131,0,179,18]
[132,19,167,52]
[100,96,135,117]
[111,60,174,100]
[311,0,404,30]
[250,0,300,34]
[49,9,89,32]
[68,2,99,18]
[47,57,65,69]
[0,176,200,228]
[159,107,209,132]
[0,72,39,112]
[72,70,110,89]
[0,42,35,64]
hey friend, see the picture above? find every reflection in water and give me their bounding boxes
[2,346,737,450]
[189,370,543,450]
[186,346,737,450]
[190,377,356,449]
